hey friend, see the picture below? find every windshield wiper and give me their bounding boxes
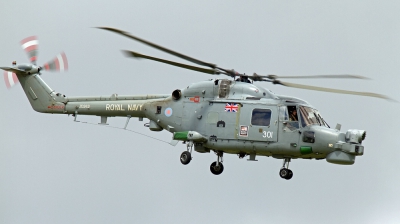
[314,112,322,126]
[320,115,330,128]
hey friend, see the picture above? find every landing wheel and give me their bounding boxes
[279,168,293,180]
[180,151,191,165]
[280,158,294,180]
[287,170,293,180]
[279,168,289,178]
[210,162,224,175]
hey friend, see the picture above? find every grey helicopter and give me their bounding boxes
[1,27,391,180]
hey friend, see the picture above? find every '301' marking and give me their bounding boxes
[262,131,273,139]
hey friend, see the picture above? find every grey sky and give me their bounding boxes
[1,1,400,223]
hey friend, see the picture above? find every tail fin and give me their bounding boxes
[16,73,66,114]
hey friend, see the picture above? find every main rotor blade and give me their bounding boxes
[275,80,393,101]
[255,74,369,80]
[98,27,217,69]
[122,50,220,75]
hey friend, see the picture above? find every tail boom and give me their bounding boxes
[15,72,168,118]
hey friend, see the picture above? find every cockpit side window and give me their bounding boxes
[288,106,298,121]
[279,106,289,121]
[280,106,299,130]
[251,109,272,126]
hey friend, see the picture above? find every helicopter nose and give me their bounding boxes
[326,129,366,165]
[330,129,365,155]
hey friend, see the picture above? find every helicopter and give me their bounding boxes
[2,28,391,180]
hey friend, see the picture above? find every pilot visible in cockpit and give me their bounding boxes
[286,106,299,130]
[289,109,298,121]
[236,76,251,83]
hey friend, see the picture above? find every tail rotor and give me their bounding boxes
[3,71,18,89]
[20,36,39,65]
[43,52,68,72]
[1,36,68,89]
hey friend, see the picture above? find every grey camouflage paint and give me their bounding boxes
[14,72,365,165]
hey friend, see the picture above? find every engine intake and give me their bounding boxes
[172,89,181,100]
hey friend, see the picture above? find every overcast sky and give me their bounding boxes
[1,1,400,224]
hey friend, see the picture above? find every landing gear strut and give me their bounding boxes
[279,158,293,180]
[210,151,224,175]
[180,141,193,165]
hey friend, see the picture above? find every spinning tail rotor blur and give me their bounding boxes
[2,36,68,89]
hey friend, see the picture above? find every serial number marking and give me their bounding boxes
[79,104,90,109]
[48,105,65,110]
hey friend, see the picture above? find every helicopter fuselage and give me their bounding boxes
[17,73,365,167]
[1,30,379,179]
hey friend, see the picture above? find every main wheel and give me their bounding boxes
[180,151,192,165]
[279,168,289,179]
[210,161,224,175]
[285,170,293,180]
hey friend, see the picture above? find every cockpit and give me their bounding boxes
[235,76,252,83]
[298,106,329,128]
[280,105,329,129]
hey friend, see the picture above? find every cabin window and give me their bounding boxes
[218,79,231,98]
[303,131,315,143]
[251,109,271,126]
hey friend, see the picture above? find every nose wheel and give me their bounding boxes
[280,158,293,180]
[210,151,224,175]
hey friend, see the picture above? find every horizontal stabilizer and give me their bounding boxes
[0,67,26,74]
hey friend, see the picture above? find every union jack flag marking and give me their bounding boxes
[225,103,238,112]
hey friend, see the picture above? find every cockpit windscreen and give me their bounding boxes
[299,106,329,128]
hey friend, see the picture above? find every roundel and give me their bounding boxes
[165,108,173,117]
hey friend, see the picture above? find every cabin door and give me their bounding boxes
[205,102,240,139]
[238,105,278,142]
